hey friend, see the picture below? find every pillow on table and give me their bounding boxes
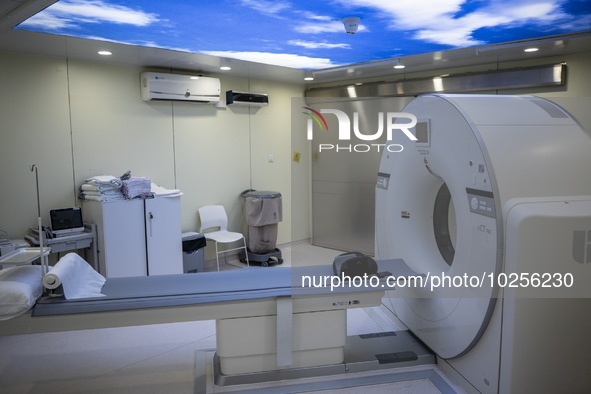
[0,265,43,320]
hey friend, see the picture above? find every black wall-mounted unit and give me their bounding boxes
[226,90,269,107]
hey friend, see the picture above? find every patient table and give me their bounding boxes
[0,260,433,385]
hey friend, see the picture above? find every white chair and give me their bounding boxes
[199,205,249,271]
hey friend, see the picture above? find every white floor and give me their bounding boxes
[0,243,461,394]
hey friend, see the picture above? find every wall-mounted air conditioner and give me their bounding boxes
[141,72,220,103]
[226,90,269,107]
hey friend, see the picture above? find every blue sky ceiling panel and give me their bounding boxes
[15,0,591,70]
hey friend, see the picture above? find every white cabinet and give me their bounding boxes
[83,197,183,278]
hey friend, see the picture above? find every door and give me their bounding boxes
[144,196,183,275]
[308,97,413,254]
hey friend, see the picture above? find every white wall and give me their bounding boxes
[0,53,73,238]
[0,52,307,254]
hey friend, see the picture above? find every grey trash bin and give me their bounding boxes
[241,190,283,267]
[182,232,206,273]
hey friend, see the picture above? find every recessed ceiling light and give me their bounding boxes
[524,47,539,52]
[97,50,112,56]
[190,76,200,79]
[220,66,231,71]
[394,59,405,69]
[304,76,314,81]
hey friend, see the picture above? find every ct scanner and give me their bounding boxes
[376,94,591,393]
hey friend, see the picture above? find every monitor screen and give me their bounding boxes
[50,207,84,235]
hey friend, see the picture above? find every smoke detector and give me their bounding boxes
[342,17,360,34]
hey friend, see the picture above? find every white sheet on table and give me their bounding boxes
[43,253,106,299]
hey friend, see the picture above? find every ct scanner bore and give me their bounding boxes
[375,94,591,393]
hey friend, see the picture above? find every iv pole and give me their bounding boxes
[29,164,48,276]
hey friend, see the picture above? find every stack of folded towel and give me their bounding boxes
[78,174,170,202]
[121,177,152,199]
[78,175,125,202]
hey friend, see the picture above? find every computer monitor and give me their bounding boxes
[50,207,84,237]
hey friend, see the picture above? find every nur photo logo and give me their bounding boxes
[302,107,418,153]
